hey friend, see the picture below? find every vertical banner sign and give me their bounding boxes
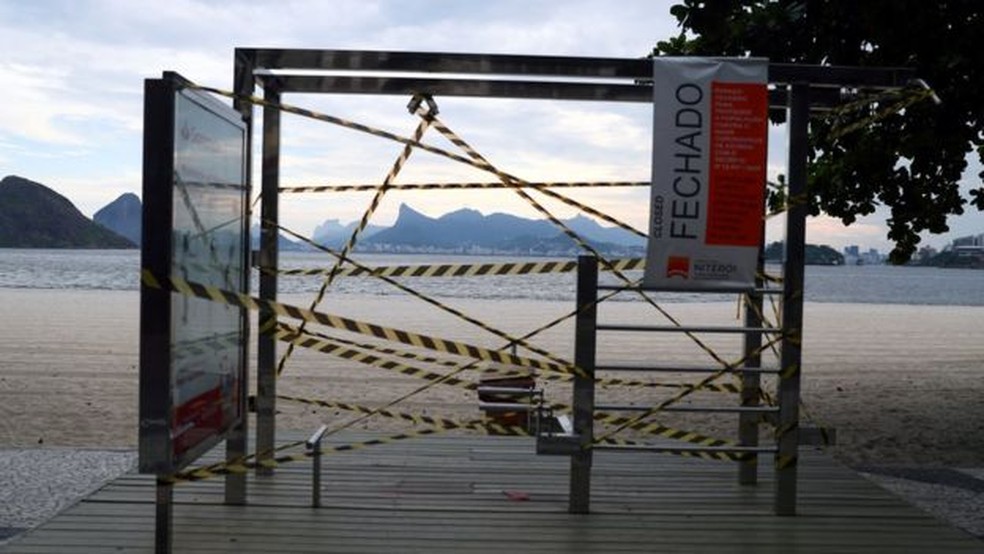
[644,58,768,290]
[140,72,248,475]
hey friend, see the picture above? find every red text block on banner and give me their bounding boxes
[706,82,767,247]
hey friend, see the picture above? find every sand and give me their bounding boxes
[1,287,983,468]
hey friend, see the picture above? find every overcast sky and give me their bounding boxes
[1,1,980,252]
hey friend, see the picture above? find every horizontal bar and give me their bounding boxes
[479,402,533,411]
[770,62,915,88]
[274,75,650,102]
[594,364,780,374]
[596,404,779,414]
[305,424,329,449]
[594,443,777,454]
[596,324,782,334]
[247,49,649,79]
[596,285,784,294]
[477,386,535,394]
[266,75,842,108]
[242,48,914,88]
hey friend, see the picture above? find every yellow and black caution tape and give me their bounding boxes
[276,105,436,378]
[594,399,772,461]
[273,324,479,391]
[167,428,446,483]
[271,257,646,279]
[280,180,649,194]
[426,114,646,240]
[278,392,745,462]
[142,270,579,377]
[541,401,745,461]
[277,322,737,396]
[775,454,797,470]
[425,110,751,401]
[194,85,795,457]
[274,222,579,374]
[594,332,787,443]
[278,323,462,369]
[277,395,532,435]
[190,83,648,241]
[596,377,740,394]
[593,436,753,461]
[779,363,800,381]
[487,367,742,393]
[827,87,935,140]
[191,82,769,395]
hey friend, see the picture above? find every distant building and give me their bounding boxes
[916,245,938,263]
[942,234,984,268]
[842,245,882,265]
[861,248,884,265]
[843,245,860,265]
[951,233,984,248]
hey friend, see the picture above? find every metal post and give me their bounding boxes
[775,82,809,515]
[306,425,328,508]
[738,229,766,485]
[256,80,281,476]
[224,405,248,503]
[570,255,597,514]
[155,478,173,554]
[312,447,322,508]
[225,50,253,507]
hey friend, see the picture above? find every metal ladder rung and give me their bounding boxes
[596,285,783,294]
[596,404,778,414]
[477,385,535,394]
[595,364,780,374]
[479,402,534,411]
[596,324,782,334]
[594,443,778,454]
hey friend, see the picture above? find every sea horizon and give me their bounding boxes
[1,247,983,307]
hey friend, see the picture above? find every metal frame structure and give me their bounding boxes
[141,71,251,553]
[231,48,913,516]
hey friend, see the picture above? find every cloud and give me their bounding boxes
[0,62,103,145]
[5,0,974,250]
[39,171,143,218]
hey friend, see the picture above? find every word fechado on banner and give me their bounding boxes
[643,57,768,290]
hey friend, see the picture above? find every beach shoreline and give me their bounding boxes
[1,287,982,468]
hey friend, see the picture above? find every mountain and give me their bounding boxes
[366,204,557,249]
[363,203,645,256]
[0,175,135,249]
[249,224,312,252]
[311,218,385,248]
[564,214,645,247]
[94,193,142,245]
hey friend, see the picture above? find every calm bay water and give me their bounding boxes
[0,248,981,306]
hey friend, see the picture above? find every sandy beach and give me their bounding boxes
[1,287,982,469]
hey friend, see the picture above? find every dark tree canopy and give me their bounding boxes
[655,0,984,263]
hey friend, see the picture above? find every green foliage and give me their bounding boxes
[764,240,844,265]
[655,0,984,264]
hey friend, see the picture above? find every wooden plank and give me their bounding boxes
[2,433,981,553]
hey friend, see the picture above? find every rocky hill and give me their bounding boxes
[764,241,845,265]
[94,192,142,245]
[312,219,385,248]
[0,176,135,249]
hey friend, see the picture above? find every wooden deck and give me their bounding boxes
[2,432,981,553]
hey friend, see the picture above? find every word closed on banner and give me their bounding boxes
[644,57,768,290]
